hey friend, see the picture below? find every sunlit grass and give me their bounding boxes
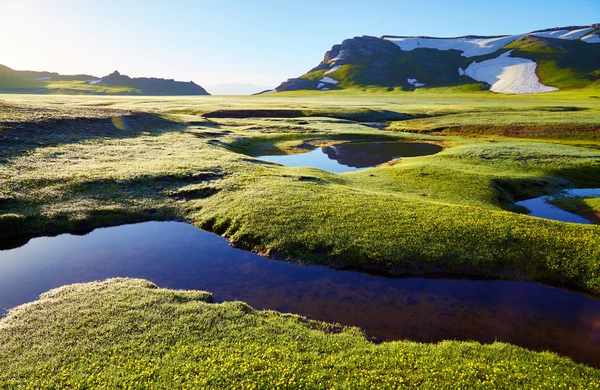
[1,93,600,386]
[1,278,598,388]
[0,94,599,292]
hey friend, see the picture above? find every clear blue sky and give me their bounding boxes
[1,0,598,88]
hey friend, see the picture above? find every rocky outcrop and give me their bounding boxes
[274,36,402,92]
[322,36,400,65]
[305,36,401,74]
[99,71,210,95]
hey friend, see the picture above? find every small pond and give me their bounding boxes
[257,141,442,173]
[2,222,600,366]
[516,188,600,224]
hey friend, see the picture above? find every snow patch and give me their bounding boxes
[319,77,339,84]
[321,88,330,91]
[458,67,465,76]
[384,27,596,57]
[317,82,325,89]
[260,89,277,94]
[463,50,558,94]
[384,35,523,57]
[89,79,102,85]
[34,76,51,80]
[328,50,345,64]
[324,65,341,75]
[582,33,600,43]
[407,78,426,87]
[531,27,595,40]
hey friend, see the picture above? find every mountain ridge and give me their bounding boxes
[0,65,210,95]
[270,23,600,95]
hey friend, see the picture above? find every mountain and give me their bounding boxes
[206,82,275,95]
[0,65,209,95]
[96,71,209,95]
[271,24,600,95]
[0,64,96,92]
[0,64,96,84]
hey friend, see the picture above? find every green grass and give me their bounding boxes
[298,49,481,91]
[0,65,41,90]
[506,36,600,89]
[1,94,599,292]
[387,109,600,142]
[2,93,600,385]
[550,198,600,213]
[44,80,141,95]
[582,198,600,213]
[549,197,600,223]
[0,65,142,95]
[1,278,599,389]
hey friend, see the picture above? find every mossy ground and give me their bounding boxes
[1,92,600,386]
[1,93,599,291]
[1,278,599,389]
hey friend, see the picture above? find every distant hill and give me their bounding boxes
[271,24,600,95]
[0,65,209,95]
[96,71,209,95]
[0,64,96,85]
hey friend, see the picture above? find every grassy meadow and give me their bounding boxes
[1,92,599,290]
[1,90,600,386]
[1,278,599,389]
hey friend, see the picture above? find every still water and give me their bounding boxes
[516,188,600,224]
[1,221,600,367]
[258,141,443,173]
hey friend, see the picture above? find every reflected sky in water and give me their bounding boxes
[1,221,600,367]
[258,141,443,173]
[516,188,600,224]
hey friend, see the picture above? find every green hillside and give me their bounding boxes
[0,65,209,95]
[0,65,40,89]
[506,36,600,88]
[301,49,480,90]
[274,24,600,94]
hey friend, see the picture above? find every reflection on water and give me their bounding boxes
[1,221,600,367]
[516,188,600,224]
[257,141,442,173]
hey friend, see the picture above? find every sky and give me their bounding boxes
[1,0,598,92]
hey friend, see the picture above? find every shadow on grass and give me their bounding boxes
[494,164,600,210]
[0,169,226,242]
[438,124,600,141]
[0,112,185,156]
[549,165,600,188]
[203,108,414,122]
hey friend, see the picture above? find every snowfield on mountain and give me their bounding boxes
[383,27,596,57]
[582,33,600,43]
[530,27,595,40]
[463,50,559,94]
[384,35,523,57]
[273,23,600,95]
